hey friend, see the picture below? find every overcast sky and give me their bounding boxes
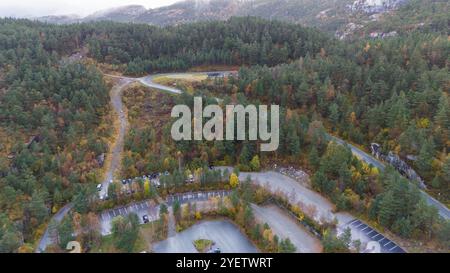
[0,0,183,18]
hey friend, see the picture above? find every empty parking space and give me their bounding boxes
[348,219,405,253]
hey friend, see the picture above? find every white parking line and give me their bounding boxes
[372,234,381,239]
[361,226,369,232]
[384,242,393,247]
[389,245,398,251]
[367,230,375,236]
[377,237,385,242]
[355,223,364,228]
[351,220,362,226]
[348,219,359,225]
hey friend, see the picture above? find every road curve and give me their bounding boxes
[329,135,450,220]
[35,203,73,252]
[36,71,234,252]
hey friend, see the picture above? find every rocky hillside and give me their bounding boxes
[33,0,448,39]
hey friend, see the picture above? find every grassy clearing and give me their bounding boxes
[139,218,168,252]
[187,65,239,72]
[193,239,214,253]
[153,73,208,83]
[92,233,147,253]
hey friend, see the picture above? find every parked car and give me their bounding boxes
[121,180,127,185]
[142,215,149,224]
[96,184,102,191]
[153,180,161,188]
[186,174,194,183]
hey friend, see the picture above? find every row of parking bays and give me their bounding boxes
[100,200,159,223]
[100,190,232,234]
[347,219,406,253]
[166,190,231,205]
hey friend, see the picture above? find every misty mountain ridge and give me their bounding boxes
[33,0,402,26]
[30,0,449,40]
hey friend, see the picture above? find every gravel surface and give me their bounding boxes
[251,204,322,253]
[152,220,258,253]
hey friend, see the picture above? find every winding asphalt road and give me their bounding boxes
[329,135,450,220]
[35,71,234,252]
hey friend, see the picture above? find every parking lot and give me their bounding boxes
[346,219,406,253]
[99,200,160,235]
[166,190,231,205]
[99,190,231,235]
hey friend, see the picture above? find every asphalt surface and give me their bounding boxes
[251,204,322,253]
[329,135,450,220]
[329,135,384,170]
[344,219,405,253]
[166,190,230,206]
[152,220,259,253]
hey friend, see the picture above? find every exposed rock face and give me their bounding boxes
[371,143,426,189]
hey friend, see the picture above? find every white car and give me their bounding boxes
[96,184,102,191]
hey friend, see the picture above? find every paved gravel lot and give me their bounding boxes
[344,219,406,253]
[251,204,322,253]
[235,169,337,223]
[166,190,230,206]
[152,220,258,253]
[100,200,160,235]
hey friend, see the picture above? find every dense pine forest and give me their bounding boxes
[0,14,448,252]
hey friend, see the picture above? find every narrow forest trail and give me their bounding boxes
[99,78,135,198]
